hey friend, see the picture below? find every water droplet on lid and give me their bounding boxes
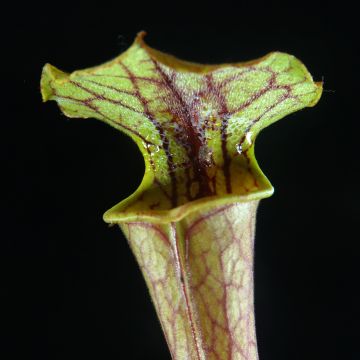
[236,143,243,154]
[246,132,252,145]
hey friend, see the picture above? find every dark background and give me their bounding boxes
[4,1,359,359]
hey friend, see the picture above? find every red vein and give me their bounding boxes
[53,93,155,146]
[68,80,142,114]
[80,78,137,96]
[205,73,232,193]
[171,222,202,360]
[118,60,178,207]
[86,73,163,84]
[150,59,213,198]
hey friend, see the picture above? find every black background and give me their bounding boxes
[4,1,359,359]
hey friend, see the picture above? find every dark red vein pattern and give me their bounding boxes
[122,201,259,360]
[42,36,321,213]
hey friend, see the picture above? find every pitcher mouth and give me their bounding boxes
[103,188,272,224]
